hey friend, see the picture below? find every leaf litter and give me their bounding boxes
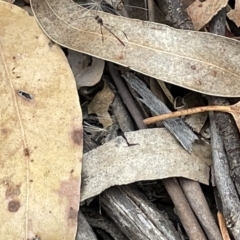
[2,0,240,239]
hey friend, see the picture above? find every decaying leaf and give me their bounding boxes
[187,0,228,30]
[67,50,105,89]
[81,128,211,201]
[227,0,240,27]
[0,2,82,239]
[30,0,240,97]
[88,80,114,129]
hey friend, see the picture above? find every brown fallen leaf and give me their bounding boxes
[0,2,82,239]
[88,80,114,129]
[187,0,228,30]
[143,102,240,132]
[81,128,211,202]
[30,0,240,97]
[227,0,240,27]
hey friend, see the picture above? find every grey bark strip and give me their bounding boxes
[122,73,198,152]
[30,0,240,97]
[209,112,240,240]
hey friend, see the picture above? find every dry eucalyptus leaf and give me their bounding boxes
[187,0,228,30]
[227,0,240,27]
[88,80,114,129]
[0,2,82,239]
[67,50,105,89]
[81,128,211,202]
[30,0,240,97]
[2,0,15,3]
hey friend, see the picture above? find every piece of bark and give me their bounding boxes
[83,209,128,240]
[208,97,240,196]
[76,211,97,240]
[155,0,193,29]
[209,111,240,239]
[122,73,198,152]
[208,5,240,198]
[83,131,98,154]
[112,95,135,132]
[101,185,182,240]
[163,178,207,240]
[179,178,222,240]
[209,8,226,35]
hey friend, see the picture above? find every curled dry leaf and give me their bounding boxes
[187,0,228,30]
[81,128,211,201]
[31,0,240,97]
[67,50,105,89]
[227,0,240,27]
[0,2,82,239]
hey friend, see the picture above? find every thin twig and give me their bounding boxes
[108,63,146,129]
[143,105,238,125]
[147,0,155,22]
[179,178,222,240]
[162,178,207,240]
[217,212,231,240]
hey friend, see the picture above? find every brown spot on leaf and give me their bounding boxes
[28,235,41,240]
[118,54,124,60]
[211,70,217,77]
[1,128,8,134]
[5,182,21,198]
[48,41,55,48]
[8,200,20,212]
[191,65,196,70]
[195,79,202,85]
[71,129,83,146]
[24,148,30,157]
[58,177,80,226]
[68,207,78,220]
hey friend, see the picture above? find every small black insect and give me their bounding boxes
[17,90,33,100]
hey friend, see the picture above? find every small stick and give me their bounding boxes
[217,212,231,240]
[143,104,240,125]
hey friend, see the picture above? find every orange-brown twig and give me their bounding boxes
[143,103,240,126]
[217,212,231,240]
